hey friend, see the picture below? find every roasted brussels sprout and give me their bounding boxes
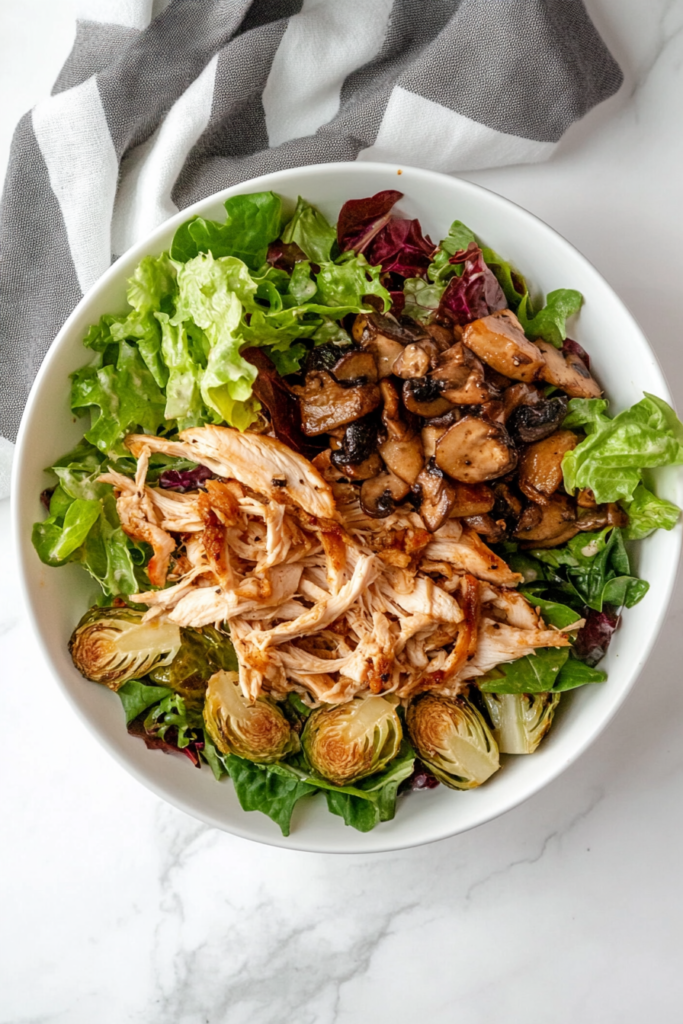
[203,670,300,763]
[301,695,402,785]
[482,692,560,754]
[406,694,499,789]
[69,606,181,690]
[149,626,238,707]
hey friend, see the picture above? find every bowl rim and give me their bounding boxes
[12,160,682,853]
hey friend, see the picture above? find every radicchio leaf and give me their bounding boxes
[365,218,436,279]
[573,606,620,666]
[127,717,203,767]
[159,465,213,492]
[437,243,507,326]
[337,190,403,253]
[563,337,591,369]
[242,347,323,459]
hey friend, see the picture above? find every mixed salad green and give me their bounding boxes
[33,189,683,835]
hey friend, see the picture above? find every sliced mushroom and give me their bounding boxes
[514,493,578,546]
[449,482,496,518]
[334,452,384,481]
[576,502,629,531]
[435,416,518,484]
[518,429,578,505]
[507,395,568,443]
[421,424,447,459]
[379,432,425,485]
[502,381,542,420]
[292,371,381,436]
[576,487,597,508]
[492,480,524,519]
[379,378,412,442]
[332,350,379,384]
[305,343,349,374]
[462,513,506,543]
[481,400,506,424]
[431,343,490,405]
[412,463,456,532]
[402,378,453,418]
[352,312,426,346]
[424,322,457,351]
[393,339,440,379]
[462,310,547,382]
[360,470,411,518]
[536,340,602,399]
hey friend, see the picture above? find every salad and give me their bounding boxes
[33,189,683,835]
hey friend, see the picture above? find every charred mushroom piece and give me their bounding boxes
[518,429,578,505]
[352,312,426,346]
[402,377,453,418]
[462,310,546,383]
[449,482,496,518]
[435,416,518,484]
[292,371,381,436]
[502,381,542,420]
[379,432,425,485]
[421,424,447,459]
[330,417,378,467]
[514,494,579,546]
[413,463,456,532]
[360,470,411,518]
[536,340,602,399]
[507,395,568,443]
[424,322,457,351]
[431,343,490,405]
[462,513,506,543]
[576,487,597,508]
[332,350,379,384]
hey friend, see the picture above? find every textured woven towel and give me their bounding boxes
[0,0,623,494]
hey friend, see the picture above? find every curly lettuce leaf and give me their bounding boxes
[562,394,683,504]
[281,196,336,265]
[170,191,282,269]
[314,252,391,312]
[429,219,476,284]
[402,277,446,323]
[517,289,583,347]
[70,340,167,456]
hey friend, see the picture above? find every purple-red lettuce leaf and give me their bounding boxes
[337,190,403,253]
[573,607,620,666]
[437,243,507,325]
[365,218,436,279]
[158,465,214,492]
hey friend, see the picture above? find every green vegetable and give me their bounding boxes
[428,219,476,284]
[116,679,173,724]
[528,528,649,612]
[478,647,569,694]
[203,670,300,763]
[225,755,317,837]
[144,693,204,749]
[402,277,446,323]
[621,482,680,540]
[481,692,560,754]
[406,694,499,789]
[517,289,583,347]
[170,191,282,269]
[562,394,683,504]
[314,252,391,313]
[281,196,337,264]
[301,695,403,786]
[149,626,238,706]
[553,658,607,691]
[68,605,181,689]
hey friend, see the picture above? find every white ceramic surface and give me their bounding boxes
[12,161,682,853]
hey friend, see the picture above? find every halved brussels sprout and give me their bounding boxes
[406,694,499,789]
[203,670,300,763]
[482,692,560,754]
[69,606,181,690]
[301,695,402,786]
[149,626,238,707]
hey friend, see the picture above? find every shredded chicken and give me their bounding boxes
[114,428,575,704]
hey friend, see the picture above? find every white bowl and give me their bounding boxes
[12,162,682,853]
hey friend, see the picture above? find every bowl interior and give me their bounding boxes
[13,162,682,852]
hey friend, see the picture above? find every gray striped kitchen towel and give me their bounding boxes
[0,0,622,495]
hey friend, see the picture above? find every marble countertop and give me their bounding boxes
[2,2,683,1021]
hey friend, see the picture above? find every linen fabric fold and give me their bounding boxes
[0,0,622,470]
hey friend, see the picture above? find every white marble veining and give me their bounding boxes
[2,1,683,1020]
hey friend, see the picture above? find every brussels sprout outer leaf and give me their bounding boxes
[116,680,173,724]
[225,755,317,837]
[552,657,608,691]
